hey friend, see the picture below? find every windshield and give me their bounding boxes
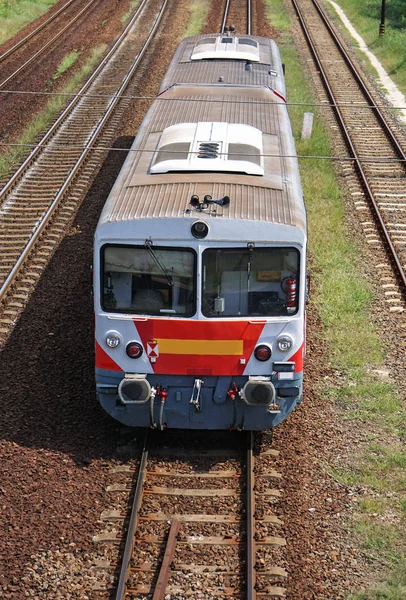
[102,245,196,316]
[202,247,300,317]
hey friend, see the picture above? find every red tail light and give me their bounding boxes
[254,344,272,362]
[126,342,143,359]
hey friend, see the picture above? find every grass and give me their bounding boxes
[284,52,384,374]
[0,45,106,179]
[354,520,399,553]
[266,2,406,598]
[49,50,80,83]
[0,0,59,45]
[329,444,406,492]
[349,562,406,600]
[325,0,406,95]
[332,380,402,427]
[183,0,209,38]
[358,498,387,516]
[120,0,141,24]
[264,0,291,33]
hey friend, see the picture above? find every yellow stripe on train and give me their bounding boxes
[157,339,244,355]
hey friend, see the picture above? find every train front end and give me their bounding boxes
[94,214,306,430]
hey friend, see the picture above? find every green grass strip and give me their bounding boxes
[325,0,406,96]
[264,0,291,33]
[50,50,80,83]
[284,46,383,372]
[183,0,209,38]
[0,0,60,45]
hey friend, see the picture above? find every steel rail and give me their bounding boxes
[0,0,149,201]
[0,0,98,90]
[292,0,406,291]
[116,431,149,600]
[105,433,283,597]
[0,0,167,302]
[221,0,251,37]
[247,431,256,600]
[310,0,406,164]
[0,0,79,63]
[247,0,252,35]
[221,0,231,33]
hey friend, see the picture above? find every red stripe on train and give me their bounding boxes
[135,319,265,375]
[95,341,123,372]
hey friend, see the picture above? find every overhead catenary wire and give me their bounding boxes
[0,87,405,111]
[0,140,406,164]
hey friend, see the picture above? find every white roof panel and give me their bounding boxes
[191,36,260,62]
[150,122,264,176]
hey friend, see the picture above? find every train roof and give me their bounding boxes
[159,34,285,98]
[97,58,305,240]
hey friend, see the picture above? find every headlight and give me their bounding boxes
[106,331,121,348]
[277,335,293,352]
[191,221,209,239]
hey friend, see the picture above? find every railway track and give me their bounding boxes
[93,431,286,599]
[293,0,406,302]
[0,0,168,341]
[0,0,83,63]
[221,0,252,35]
[0,0,100,90]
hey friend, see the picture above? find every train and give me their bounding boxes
[93,33,307,430]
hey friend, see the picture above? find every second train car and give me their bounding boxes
[93,33,307,430]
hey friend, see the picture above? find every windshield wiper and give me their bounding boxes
[247,242,255,289]
[144,239,173,288]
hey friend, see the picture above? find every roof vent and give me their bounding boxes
[198,142,220,159]
[150,122,264,176]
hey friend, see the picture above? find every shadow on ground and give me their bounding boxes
[0,137,135,463]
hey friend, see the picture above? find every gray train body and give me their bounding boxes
[94,34,307,430]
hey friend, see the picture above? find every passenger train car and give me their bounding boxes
[93,33,307,430]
